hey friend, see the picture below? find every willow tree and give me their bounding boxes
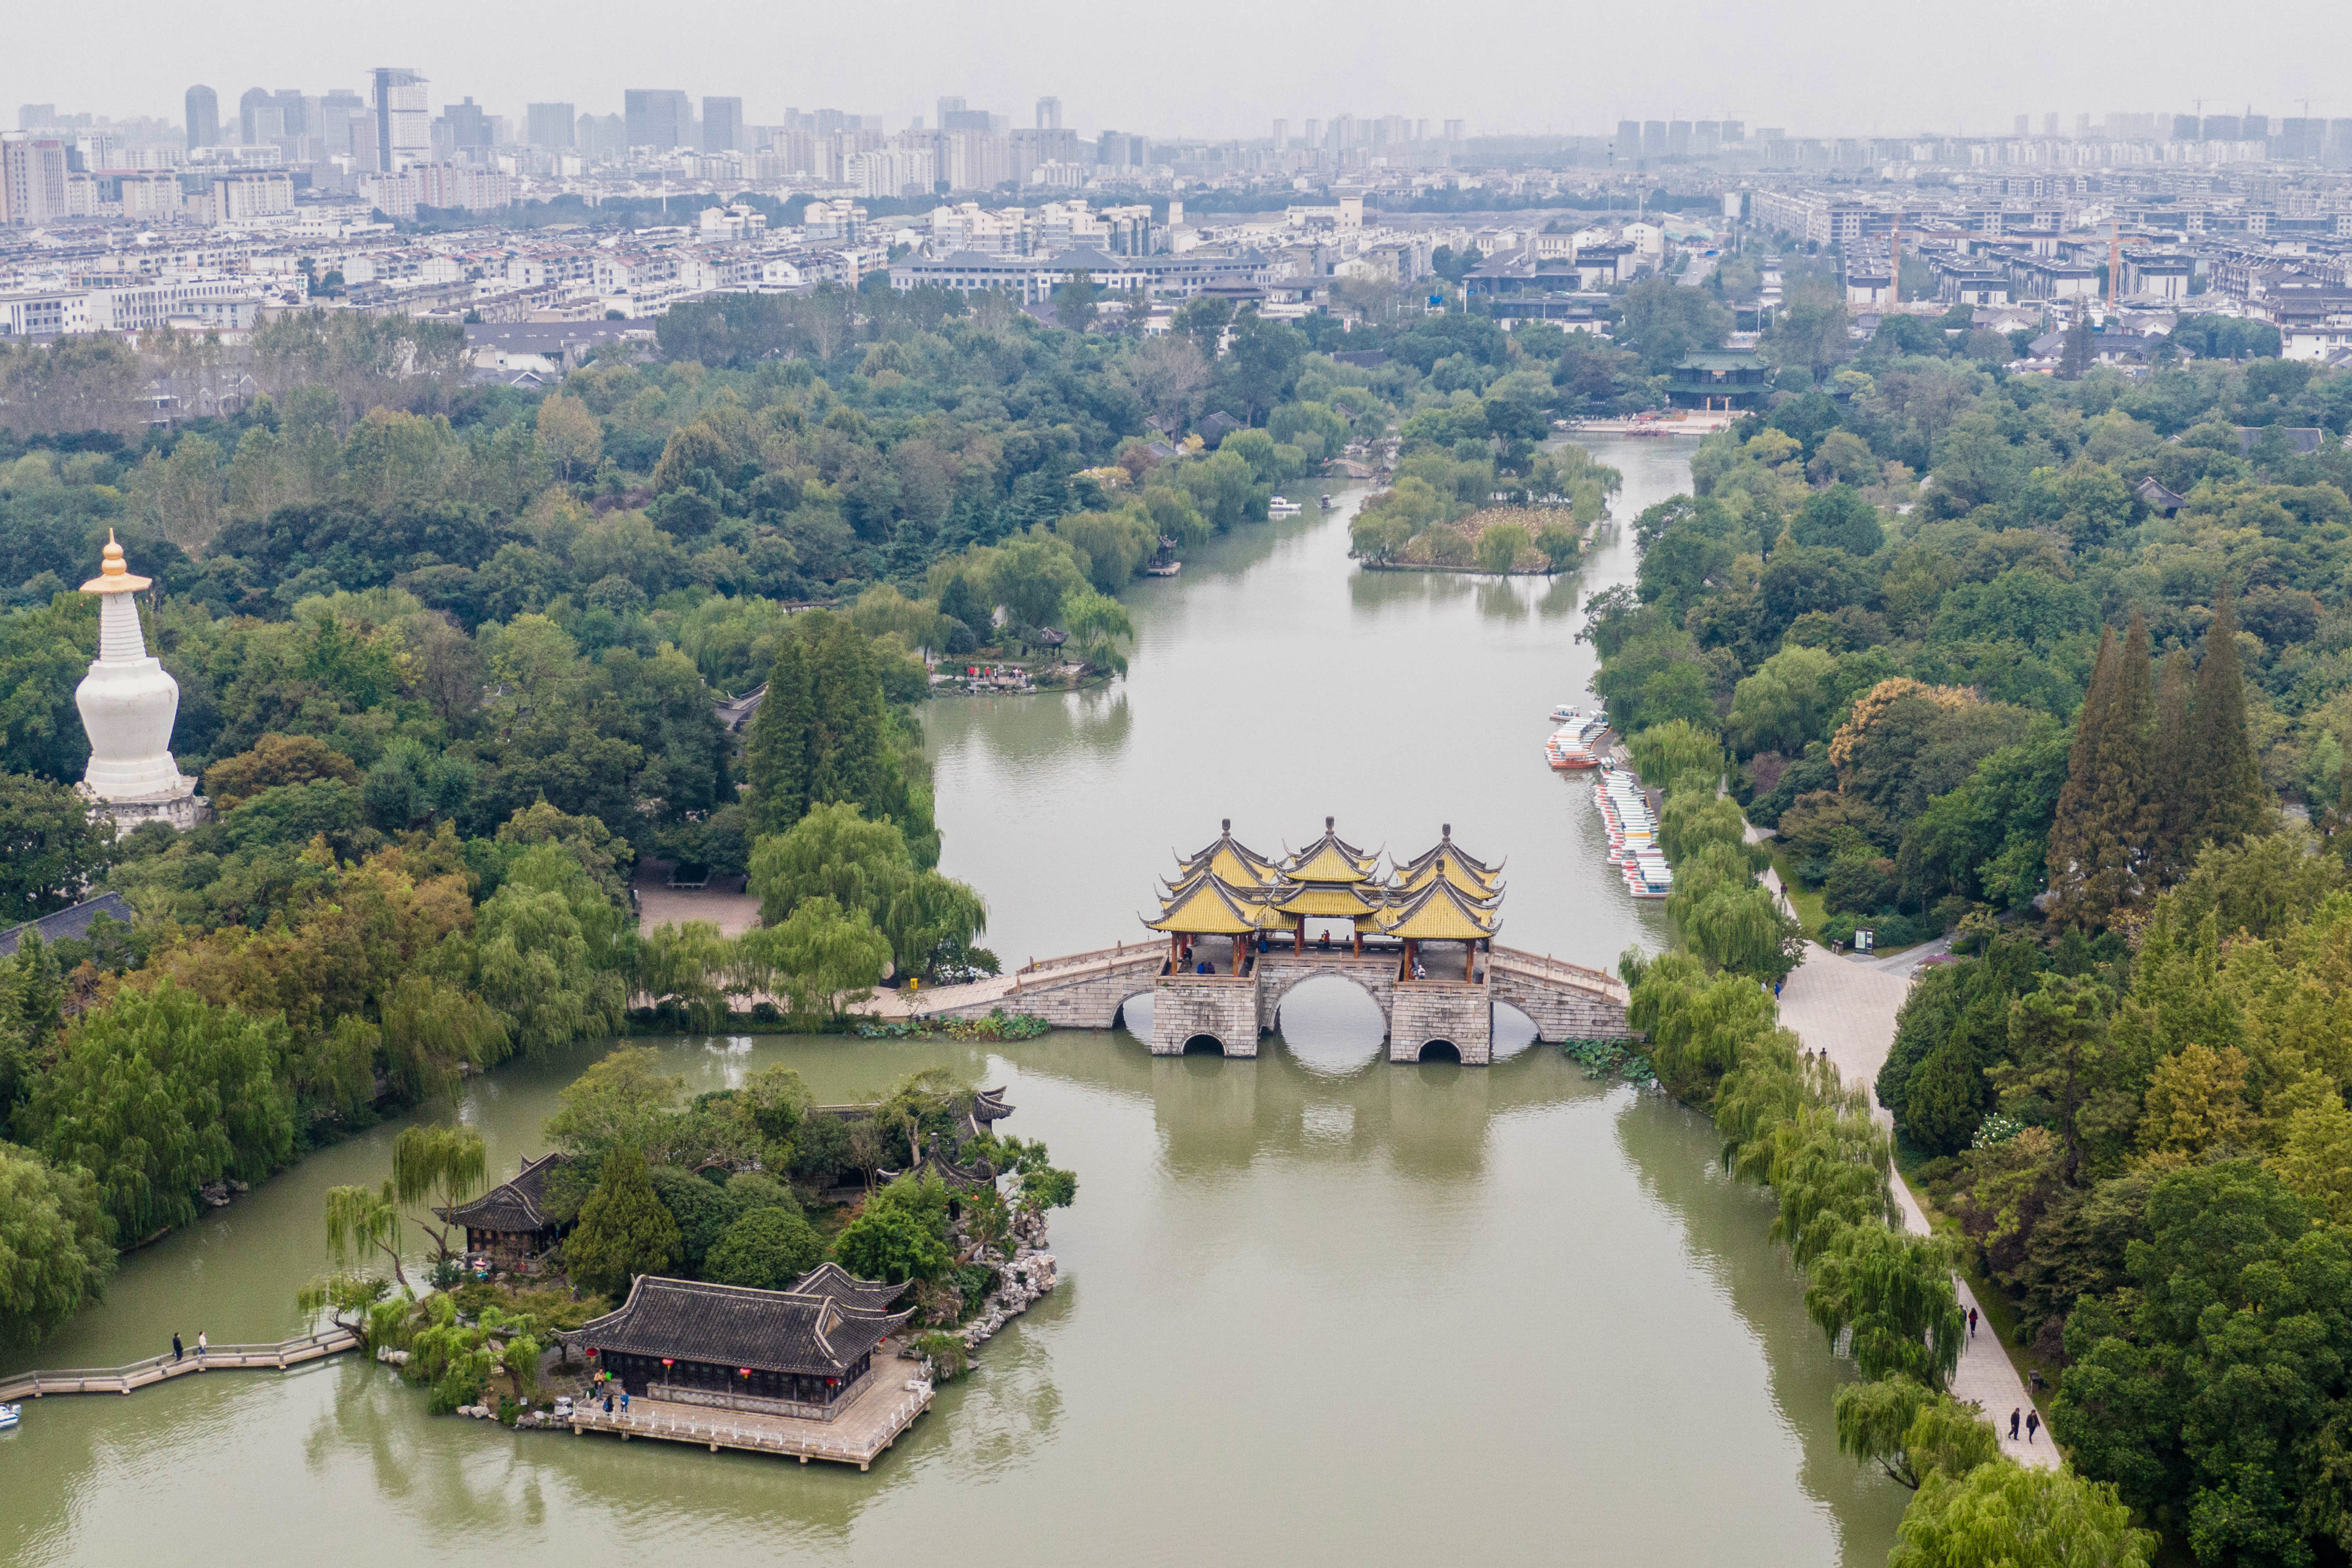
[1803,1223,1966,1388]
[393,1124,486,1264]
[1834,1373,2001,1489]
[324,1181,410,1296]
[378,974,508,1103]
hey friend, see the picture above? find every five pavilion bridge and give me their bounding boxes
[890,820,1633,1064]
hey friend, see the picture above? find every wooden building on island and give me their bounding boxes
[439,1151,571,1271]
[575,1267,915,1420]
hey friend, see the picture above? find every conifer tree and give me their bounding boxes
[2059,312,2092,380]
[565,1142,679,1298]
[743,628,815,837]
[2150,646,2193,880]
[2045,626,2116,923]
[2183,585,2272,855]
[2085,610,2159,912]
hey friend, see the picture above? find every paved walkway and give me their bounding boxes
[1761,859,2058,1467]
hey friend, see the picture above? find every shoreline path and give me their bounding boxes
[1758,859,2059,1469]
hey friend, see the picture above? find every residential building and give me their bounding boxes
[1,137,69,225]
[1036,97,1061,131]
[210,171,294,223]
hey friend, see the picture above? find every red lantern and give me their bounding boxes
[585,1347,598,1358]
[662,1357,674,1368]
[740,1367,752,1377]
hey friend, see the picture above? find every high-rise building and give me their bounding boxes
[239,87,271,145]
[2043,112,2059,136]
[2331,120,2352,167]
[1668,120,1691,156]
[813,108,849,138]
[1721,120,1744,142]
[441,97,491,149]
[2014,114,2029,136]
[527,103,575,150]
[1444,120,1466,142]
[1036,96,1061,131]
[2172,114,2201,141]
[18,105,58,131]
[937,96,966,128]
[372,68,429,170]
[1642,120,1666,155]
[624,89,690,150]
[1,138,69,226]
[1303,119,1320,152]
[2202,114,2242,142]
[2276,118,2324,160]
[1272,118,1287,149]
[185,85,219,150]
[2076,113,2091,137]
[577,113,625,162]
[702,96,743,152]
[1615,120,1640,151]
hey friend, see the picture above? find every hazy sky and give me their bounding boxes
[9,0,2350,140]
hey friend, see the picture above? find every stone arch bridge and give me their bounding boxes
[876,941,1633,1065]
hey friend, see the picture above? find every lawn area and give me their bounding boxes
[1768,845,1828,936]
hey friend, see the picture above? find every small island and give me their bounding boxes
[1350,444,1620,574]
[308,1063,1075,1469]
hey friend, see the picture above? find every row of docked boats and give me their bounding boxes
[1544,705,1609,771]
[1594,764,1673,900]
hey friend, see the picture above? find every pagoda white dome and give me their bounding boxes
[75,532,195,803]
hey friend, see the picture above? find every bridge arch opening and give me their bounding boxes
[1113,991,1153,1042]
[1182,1034,1227,1056]
[1274,974,1388,1073]
[1491,1002,1540,1061]
[1416,1040,1463,1064]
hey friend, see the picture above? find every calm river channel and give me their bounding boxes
[1,437,1909,1566]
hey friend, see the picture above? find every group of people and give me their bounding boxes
[169,1331,207,1363]
[590,1367,630,1416]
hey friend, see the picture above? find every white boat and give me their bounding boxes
[1268,496,1303,516]
[0,1402,20,1430]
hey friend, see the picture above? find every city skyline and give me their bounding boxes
[2,0,2346,143]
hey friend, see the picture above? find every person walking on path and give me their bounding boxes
[196,1330,207,1365]
[2026,1410,2041,1444]
[1968,1307,1978,1339]
[2009,1408,2022,1441]
[172,1332,183,1363]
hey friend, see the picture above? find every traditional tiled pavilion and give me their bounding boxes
[439,1151,571,1272]
[1141,818,1513,1062]
[572,1266,915,1421]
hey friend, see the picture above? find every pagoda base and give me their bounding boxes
[79,779,210,837]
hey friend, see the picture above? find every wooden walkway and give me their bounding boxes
[0,1327,360,1402]
[566,1373,935,1470]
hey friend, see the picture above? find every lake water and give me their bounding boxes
[0,437,1907,1566]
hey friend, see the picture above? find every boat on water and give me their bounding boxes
[1545,706,1610,769]
[1269,495,1303,516]
[0,1402,20,1430]
[1319,494,1336,510]
[1144,561,1183,577]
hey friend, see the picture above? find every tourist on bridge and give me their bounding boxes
[172,1332,183,1363]
[196,1330,207,1363]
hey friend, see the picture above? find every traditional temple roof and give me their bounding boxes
[1280,817,1381,885]
[1377,875,1503,942]
[577,1274,913,1378]
[1145,869,1296,935]
[1269,878,1386,919]
[789,1262,912,1314]
[1396,824,1504,898]
[1172,819,1280,888]
[438,1151,569,1234]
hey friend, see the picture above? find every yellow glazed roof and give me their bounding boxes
[1281,817,1379,884]
[1376,877,1502,940]
[1145,872,1296,934]
[1174,819,1279,888]
[1395,825,1503,895]
[1270,881,1384,918]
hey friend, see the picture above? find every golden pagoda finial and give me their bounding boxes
[81,529,152,595]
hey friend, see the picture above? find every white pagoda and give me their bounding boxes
[76,532,206,834]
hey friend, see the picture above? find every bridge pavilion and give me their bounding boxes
[1271,817,1385,956]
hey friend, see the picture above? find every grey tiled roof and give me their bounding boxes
[577,1274,913,1376]
[788,1262,910,1314]
[0,892,133,958]
[439,1151,568,1233]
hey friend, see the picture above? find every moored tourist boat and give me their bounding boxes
[0,1401,21,1430]
[1269,495,1303,516]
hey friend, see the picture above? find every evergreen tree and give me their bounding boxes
[742,628,815,837]
[2059,312,2092,380]
[564,1143,680,1298]
[2150,646,2193,880]
[2183,585,2272,855]
[741,612,927,856]
[2081,611,2158,922]
[2045,626,2115,924]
